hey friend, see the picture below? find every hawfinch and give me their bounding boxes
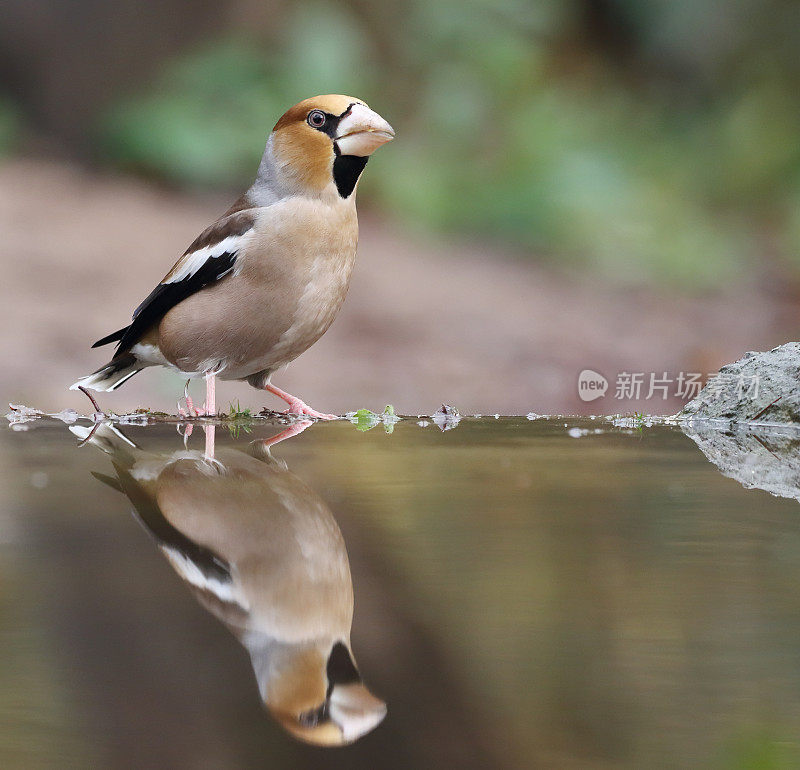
[71,95,394,419]
[72,422,387,745]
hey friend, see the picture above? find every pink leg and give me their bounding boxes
[204,424,215,460]
[205,373,216,417]
[264,383,339,420]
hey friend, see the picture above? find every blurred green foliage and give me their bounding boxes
[717,728,800,770]
[96,0,800,286]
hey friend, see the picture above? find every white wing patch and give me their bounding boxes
[161,545,249,610]
[165,234,245,284]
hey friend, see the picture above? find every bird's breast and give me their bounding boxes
[263,250,354,366]
[157,195,358,378]
[233,197,359,372]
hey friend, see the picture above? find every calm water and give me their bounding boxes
[2,416,800,768]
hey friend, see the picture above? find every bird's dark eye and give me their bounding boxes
[307,110,327,128]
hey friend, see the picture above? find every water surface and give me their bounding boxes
[2,417,800,768]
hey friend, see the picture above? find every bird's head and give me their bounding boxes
[268,94,394,199]
[264,641,387,746]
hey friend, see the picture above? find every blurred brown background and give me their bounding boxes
[2,0,800,416]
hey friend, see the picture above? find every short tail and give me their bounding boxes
[70,353,142,392]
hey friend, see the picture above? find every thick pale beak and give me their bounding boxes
[328,682,387,743]
[335,103,395,157]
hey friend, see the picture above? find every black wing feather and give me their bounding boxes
[92,327,128,348]
[113,250,238,354]
[113,463,233,584]
[91,208,256,354]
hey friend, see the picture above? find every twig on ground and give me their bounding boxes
[750,396,782,422]
[77,386,103,415]
[753,434,780,460]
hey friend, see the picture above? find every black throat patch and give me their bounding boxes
[326,641,361,695]
[332,154,369,199]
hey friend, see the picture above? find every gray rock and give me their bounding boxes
[431,404,461,431]
[683,423,800,502]
[678,342,800,425]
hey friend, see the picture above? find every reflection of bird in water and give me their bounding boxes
[71,422,386,745]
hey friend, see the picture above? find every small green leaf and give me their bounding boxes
[349,408,380,432]
[225,400,254,437]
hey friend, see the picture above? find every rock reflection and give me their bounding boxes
[683,423,800,501]
[70,421,386,746]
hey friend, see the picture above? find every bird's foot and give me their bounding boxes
[177,394,206,418]
[254,420,313,450]
[264,383,339,420]
[282,398,339,421]
[177,422,194,444]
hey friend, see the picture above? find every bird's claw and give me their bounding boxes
[282,398,339,420]
[177,396,206,418]
[177,422,194,444]
[177,379,207,418]
[253,419,313,450]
